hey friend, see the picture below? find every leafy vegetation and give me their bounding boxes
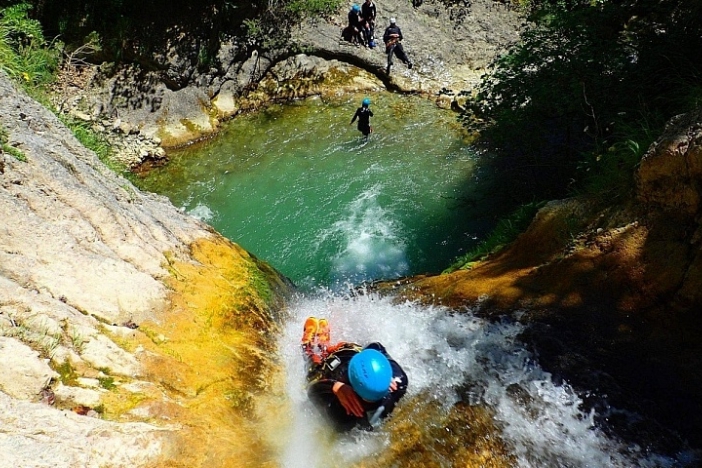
[0,2,60,87]
[445,201,544,272]
[98,375,116,390]
[54,360,78,386]
[57,114,127,172]
[0,125,26,160]
[461,0,702,202]
[0,0,342,66]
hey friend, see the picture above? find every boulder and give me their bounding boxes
[0,337,58,399]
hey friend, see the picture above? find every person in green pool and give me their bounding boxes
[350,97,374,140]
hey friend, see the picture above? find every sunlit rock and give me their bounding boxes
[0,337,58,400]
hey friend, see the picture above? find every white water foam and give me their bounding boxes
[275,289,687,468]
[319,186,409,289]
[186,203,214,222]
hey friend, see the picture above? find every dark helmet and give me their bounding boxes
[362,98,371,107]
[348,349,392,401]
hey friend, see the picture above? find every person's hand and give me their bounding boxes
[389,377,400,392]
[333,382,365,417]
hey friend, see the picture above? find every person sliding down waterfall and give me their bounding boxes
[301,317,409,432]
[350,97,374,140]
[383,17,413,75]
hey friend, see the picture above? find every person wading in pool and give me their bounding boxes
[350,97,374,140]
[301,316,409,432]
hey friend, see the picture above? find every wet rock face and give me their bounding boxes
[636,108,702,218]
[636,108,702,309]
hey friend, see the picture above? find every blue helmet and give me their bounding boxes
[362,97,371,107]
[352,4,360,11]
[348,349,392,401]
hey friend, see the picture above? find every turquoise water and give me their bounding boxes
[133,93,491,290]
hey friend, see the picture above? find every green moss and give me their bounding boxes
[179,118,204,134]
[0,126,27,161]
[247,263,273,305]
[98,375,116,390]
[139,325,167,345]
[53,360,79,386]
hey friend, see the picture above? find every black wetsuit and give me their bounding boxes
[361,1,377,41]
[351,106,374,136]
[383,24,411,69]
[307,342,409,432]
[347,10,364,44]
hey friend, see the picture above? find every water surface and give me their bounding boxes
[131,92,697,467]
[133,93,492,290]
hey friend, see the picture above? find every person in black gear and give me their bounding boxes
[383,17,413,74]
[301,317,409,432]
[361,0,377,47]
[350,97,374,140]
[346,4,364,46]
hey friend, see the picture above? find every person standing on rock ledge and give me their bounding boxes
[361,0,377,48]
[346,4,365,46]
[383,17,413,75]
[351,97,374,140]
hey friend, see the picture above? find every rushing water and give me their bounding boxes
[133,93,697,467]
[274,290,694,468]
[133,93,494,291]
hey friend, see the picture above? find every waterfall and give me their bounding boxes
[272,290,690,468]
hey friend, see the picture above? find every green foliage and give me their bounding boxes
[54,360,78,386]
[284,0,343,18]
[98,375,116,390]
[58,115,126,173]
[461,0,702,200]
[0,125,26,161]
[575,116,660,200]
[445,201,544,273]
[0,3,60,87]
[1,142,26,161]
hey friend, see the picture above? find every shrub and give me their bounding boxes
[444,201,544,273]
[0,3,60,87]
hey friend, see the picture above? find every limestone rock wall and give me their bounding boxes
[0,72,294,466]
[636,107,702,309]
[1,75,210,326]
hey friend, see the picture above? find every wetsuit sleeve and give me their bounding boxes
[308,379,359,432]
[398,27,403,41]
[363,342,408,418]
[308,378,335,397]
[351,108,360,124]
[369,110,374,117]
